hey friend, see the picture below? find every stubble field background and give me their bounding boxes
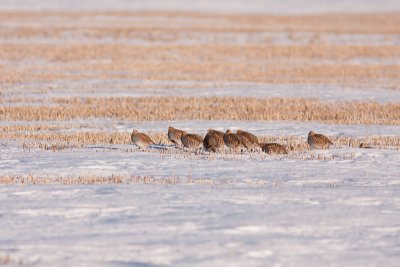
[0,1,399,266]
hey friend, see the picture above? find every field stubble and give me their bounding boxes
[1,97,399,124]
[1,11,400,87]
[1,11,399,185]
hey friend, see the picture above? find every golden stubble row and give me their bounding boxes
[3,62,399,88]
[1,11,400,34]
[2,55,399,87]
[1,11,400,87]
[1,97,399,124]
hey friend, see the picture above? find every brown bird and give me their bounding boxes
[223,129,242,150]
[261,143,288,155]
[359,143,373,149]
[181,131,203,149]
[236,129,260,151]
[168,126,184,147]
[203,129,224,152]
[307,131,333,149]
[131,130,155,148]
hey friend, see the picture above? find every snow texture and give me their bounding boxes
[1,1,400,265]
[3,80,400,104]
[1,122,399,266]
[1,181,399,266]
[1,0,400,14]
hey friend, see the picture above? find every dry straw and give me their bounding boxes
[1,97,399,125]
[1,11,400,35]
[0,174,238,185]
[1,12,400,87]
[1,46,400,86]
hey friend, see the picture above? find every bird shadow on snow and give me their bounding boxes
[86,145,120,150]
[86,144,171,150]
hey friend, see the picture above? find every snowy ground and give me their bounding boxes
[2,33,400,46]
[1,121,400,265]
[2,120,400,136]
[2,0,400,14]
[3,81,400,103]
[1,142,399,184]
[1,181,399,266]
[1,1,400,265]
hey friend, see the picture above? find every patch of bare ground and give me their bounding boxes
[1,97,399,124]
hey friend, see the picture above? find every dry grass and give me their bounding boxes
[1,11,400,87]
[0,175,125,185]
[258,135,400,151]
[2,44,400,62]
[0,174,247,185]
[1,12,398,184]
[1,44,400,87]
[1,97,399,124]
[1,11,400,34]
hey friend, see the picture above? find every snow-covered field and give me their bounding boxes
[1,182,399,267]
[1,141,399,184]
[1,70,400,266]
[1,122,400,266]
[1,117,399,266]
[1,1,400,266]
[2,120,400,136]
[3,81,400,103]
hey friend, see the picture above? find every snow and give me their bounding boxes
[2,120,399,266]
[1,0,400,14]
[2,119,399,137]
[1,119,399,265]
[2,30,400,47]
[1,181,399,266]
[1,1,400,265]
[3,80,400,103]
[119,120,400,137]
[1,140,399,183]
